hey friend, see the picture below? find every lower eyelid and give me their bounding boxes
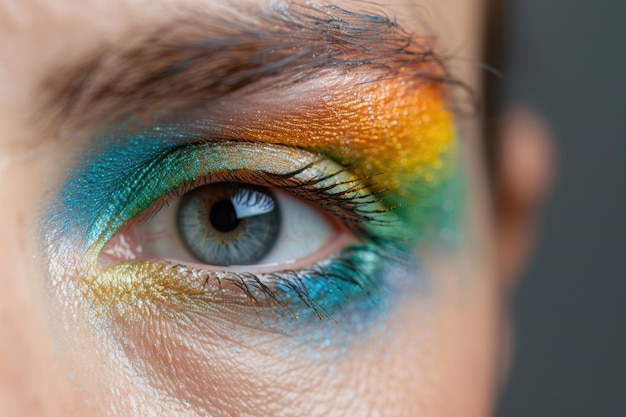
[91,240,401,321]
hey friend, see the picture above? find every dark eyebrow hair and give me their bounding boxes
[40,2,458,135]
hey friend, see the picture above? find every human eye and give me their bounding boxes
[48,77,461,331]
[91,140,401,318]
[52,80,458,331]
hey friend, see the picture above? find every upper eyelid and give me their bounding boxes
[83,141,396,249]
[38,2,452,141]
[112,158,381,238]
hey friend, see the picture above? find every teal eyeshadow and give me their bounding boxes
[271,244,403,319]
[398,170,462,246]
[59,132,185,244]
[80,141,303,248]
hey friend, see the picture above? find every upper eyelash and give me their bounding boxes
[266,167,398,225]
[154,163,399,238]
[83,141,388,248]
[98,143,402,256]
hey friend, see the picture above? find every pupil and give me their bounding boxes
[209,200,240,233]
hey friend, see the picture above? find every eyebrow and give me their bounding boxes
[40,2,453,135]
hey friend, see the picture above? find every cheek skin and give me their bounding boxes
[0,147,80,416]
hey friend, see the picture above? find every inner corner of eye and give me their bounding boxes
[99,181,357,273]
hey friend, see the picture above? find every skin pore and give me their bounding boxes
[0,0,552,416]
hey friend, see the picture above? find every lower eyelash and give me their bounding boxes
[147,243,408,321]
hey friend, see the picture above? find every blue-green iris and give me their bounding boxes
[177,183,281,266]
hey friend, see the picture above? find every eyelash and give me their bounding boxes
[167,244,392,321]
[144,163,395,241]
[83,141,409,320]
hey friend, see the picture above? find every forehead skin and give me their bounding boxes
[0,1,496,417]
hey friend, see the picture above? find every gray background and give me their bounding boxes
[495,0,625,416]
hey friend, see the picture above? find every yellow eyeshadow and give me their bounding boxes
[222,80,455,198]
[81,260,245,320]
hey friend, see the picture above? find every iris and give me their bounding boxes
[177,183,281,265]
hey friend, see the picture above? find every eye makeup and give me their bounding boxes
[192,78,459,243]
[47,71,460,335]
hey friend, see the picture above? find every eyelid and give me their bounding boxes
[75,139,410,318]
[86,141,400,252]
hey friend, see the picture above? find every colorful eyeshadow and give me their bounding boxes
[48,74,460,333]
[191,79,458,242]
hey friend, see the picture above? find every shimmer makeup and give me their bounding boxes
[49,75,459,328]
[45,4,461,337]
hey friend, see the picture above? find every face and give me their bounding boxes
[0,0,552,416]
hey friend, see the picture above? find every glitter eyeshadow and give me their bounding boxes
[49,76,459,331]
[191,80,458,242]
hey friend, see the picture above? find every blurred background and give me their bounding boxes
[495,0,625,416]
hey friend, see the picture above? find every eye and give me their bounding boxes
[76,141,404,318]
[102,180,353,271]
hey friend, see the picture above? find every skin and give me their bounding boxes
[0,0,553,416]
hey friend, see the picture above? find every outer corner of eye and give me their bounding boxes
[100,181,356,273]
